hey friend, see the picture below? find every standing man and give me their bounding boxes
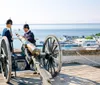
[2,19,13,52]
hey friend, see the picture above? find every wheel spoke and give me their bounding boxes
[53,45,58,52]
[51,40,55,51]
[50,38,52,46]
[51,62,56,75]
[5,64,8,78]
[46,60,49,71]
[49,62,52,74]
[1,48,6,57]
[47,61,50,71]
[47,39,50,51]
[51,52,59,58]
[47,38,52,52]
[51,59,56,75]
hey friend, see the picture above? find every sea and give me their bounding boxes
[0,24,100,49]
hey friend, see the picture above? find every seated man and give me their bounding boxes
[2,19,13,52]
[23,24,36,45]
[22,24,36,70]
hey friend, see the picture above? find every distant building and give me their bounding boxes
[93,36,100,45]
[63,35,79,42]
[74,39,97,47]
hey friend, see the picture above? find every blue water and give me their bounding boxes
[0,24,100,49]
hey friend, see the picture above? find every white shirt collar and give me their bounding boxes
[6,27,10,31]
[25,30,30,33]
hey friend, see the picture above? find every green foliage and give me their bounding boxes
[95,33,100,36]
[85,36,93,39]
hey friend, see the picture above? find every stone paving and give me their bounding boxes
[0,63,100,85]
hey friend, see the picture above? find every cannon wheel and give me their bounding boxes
[0,37,12,83]
[42,35,62,77]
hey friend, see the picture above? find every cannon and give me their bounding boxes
[0,34,62,85]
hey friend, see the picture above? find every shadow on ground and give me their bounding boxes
[62,62,82,67]
[8,77,42,85]
[53,74,100,85]
[7,73,100,85]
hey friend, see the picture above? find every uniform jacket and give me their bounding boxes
[24,30,36,45]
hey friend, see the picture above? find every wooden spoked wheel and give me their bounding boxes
[42,35,62,77]
[0,37,12,83]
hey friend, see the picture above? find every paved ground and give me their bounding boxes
[0,63,100,85]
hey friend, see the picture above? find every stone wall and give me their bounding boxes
[62,50,100,56]
[62,50,100,66]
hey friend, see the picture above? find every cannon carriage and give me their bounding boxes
[0,34,62,85]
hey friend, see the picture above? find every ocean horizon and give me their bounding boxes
[0,24,100,49]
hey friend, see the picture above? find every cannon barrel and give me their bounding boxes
[16,33,40,55]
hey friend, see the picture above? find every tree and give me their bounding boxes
[85,36,93,39]
[95,33,100,36]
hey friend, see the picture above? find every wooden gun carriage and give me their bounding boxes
[0,34,62,85]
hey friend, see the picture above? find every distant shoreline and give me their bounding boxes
[0,23,100,25]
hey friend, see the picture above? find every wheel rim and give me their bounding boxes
[42,35,62,77]
[1,48,8,78]
[0,38,12,83]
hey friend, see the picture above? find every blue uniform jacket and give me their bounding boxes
[2,28,13,51]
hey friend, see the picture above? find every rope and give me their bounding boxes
[76,51,100,66]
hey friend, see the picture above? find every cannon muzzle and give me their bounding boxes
[16,33,40,56]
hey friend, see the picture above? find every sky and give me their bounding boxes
[0,0,100,24]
